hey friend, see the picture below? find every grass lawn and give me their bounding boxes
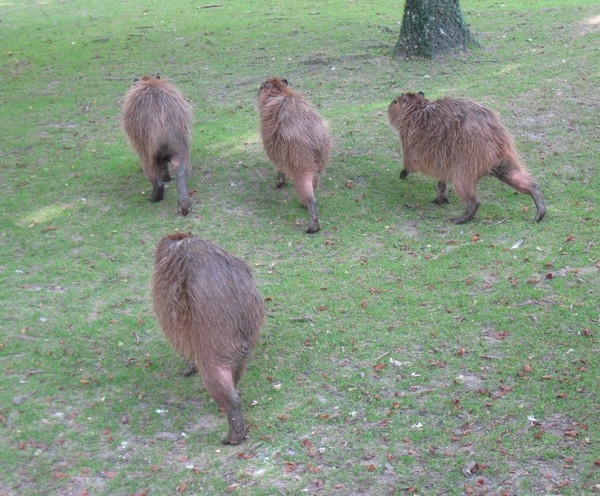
[1,0,598,494]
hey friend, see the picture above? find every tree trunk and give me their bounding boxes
[394,0,478,59]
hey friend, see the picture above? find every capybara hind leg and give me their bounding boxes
[224,395,246,445]
[276,172,287,189]
[497,169,547,222]
[160,162,172,183]
[432,181,449,205]
[294,176,320,233]
[204,367,248,445]
[232,363,247,387]
[452,183,480,224]
[400,168,409,180]
[171,156,191,216]
[144,158,165,202]
[306,197,320,233]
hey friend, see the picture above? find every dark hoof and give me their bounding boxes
[399,169,409,180]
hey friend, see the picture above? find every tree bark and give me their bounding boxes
[394,0,478,59]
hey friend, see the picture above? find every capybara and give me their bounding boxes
[257,78,331,233]
[388,92,546,224]
[123,74,192,215]
[152,233,264,444]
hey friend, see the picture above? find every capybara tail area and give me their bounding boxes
[293,175,320,233]
[201,365,247,445]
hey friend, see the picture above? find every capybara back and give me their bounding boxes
[257,77,331,233]
[123,75,192,215]
[152,233,264,444]
[388,92,546,223]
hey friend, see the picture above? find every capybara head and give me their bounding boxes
[258,77,293,98]
[388,92,426,126]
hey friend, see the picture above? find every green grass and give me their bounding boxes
[1,0,599,494]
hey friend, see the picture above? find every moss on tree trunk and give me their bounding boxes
[394,0,478,59]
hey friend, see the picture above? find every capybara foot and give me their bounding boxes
[223,406,247,445]
[182,363,197,377]
[531,185,547,222]
[399,169,409,180]
[179,197,192,216]
[222,433,247,445]
[306,220,320,234]
[276,172,286,189]
[150,183,165,202]
[432,181,448,204]
[534,207,547,223]
[451,215,471,224]
[451,201,479,224]
[161,166,172,183]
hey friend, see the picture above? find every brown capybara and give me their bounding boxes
[257,78,331,233]
[388,92,547,224]
[123,74,192,215]
[152,233,264,444]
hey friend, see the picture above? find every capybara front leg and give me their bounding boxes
[400,168,409,179]
[172,156,191,216]
[276,172,287,189]
[432,181,449,204]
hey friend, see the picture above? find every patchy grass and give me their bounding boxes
[1,0,598,495]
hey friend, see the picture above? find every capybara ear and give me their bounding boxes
[417,91,425,97]
[154,72,161,79]
[402,94,410,103]
[263,81,273,90]
[281,79,289,86]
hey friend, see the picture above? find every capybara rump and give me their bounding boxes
[152,233,264,444]
[257,77,331,233]
[123,75,192,215]
[388,92,546,224]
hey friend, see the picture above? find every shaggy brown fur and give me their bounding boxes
[123,75,192,215]
[152,233,264,445]
[257,78,331,233]
[388,92,546,224]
